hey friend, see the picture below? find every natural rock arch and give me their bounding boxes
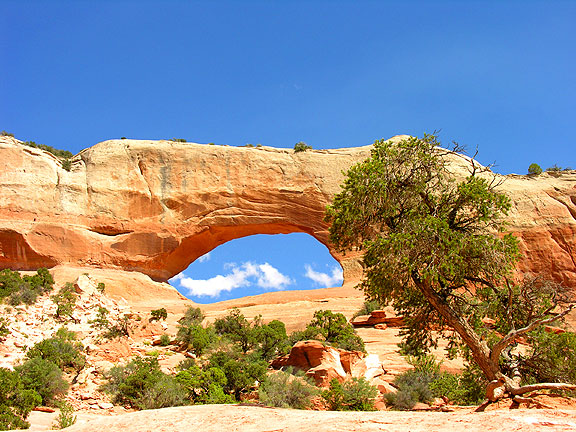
[0,135,575,288]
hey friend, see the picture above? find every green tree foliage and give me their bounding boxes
[259,369,318,409]
[21,141,73,159]
[51,283,77,321]
[326,134,576,398]
[16,358,68,406]
[255,319,290,360]
[26,327,86,373]
[0,268,54,306]
[176,324,215,356]
[179,306,205,326]
[176,364,234,404]
[321,378,378,411]
[102,356,187,410]
[293,141,312,152]
[527,163,543,175]
[0,368,41,430]
[208,351,267,400]
[214,308,259,353]
[352,299,384,318]
[150,308,168,321]
[300,310,365,352]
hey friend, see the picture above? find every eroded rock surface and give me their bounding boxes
[1,136,574,287]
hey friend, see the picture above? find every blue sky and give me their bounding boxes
[2,1,575,302]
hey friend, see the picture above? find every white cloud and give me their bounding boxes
[174,262,292,298]
[197,252,211,263]
[304,265,343,288]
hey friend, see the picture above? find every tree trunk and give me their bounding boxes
[413,277,500,381]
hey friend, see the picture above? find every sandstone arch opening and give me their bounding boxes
[168,233,344,304]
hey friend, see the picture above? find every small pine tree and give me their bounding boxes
[528,163,543,175]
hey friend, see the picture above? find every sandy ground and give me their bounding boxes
[21,405,576,432]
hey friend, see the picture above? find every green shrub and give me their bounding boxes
[0,367,41,430]
[352,300,384,318]
[150,308,168,321]
[90,306,110,330]
[172,138,187,143]
[159,334,171,346]
[51,401,76,429]
[301,310,366,352]
[176,324,215,356]
[0,317,10,341]
[61,159,71,171]
[208,350,268,400]
[51,283,77,321]
[528,163,543,175]
[179,307,205,326]
[22,141,73,159]
[386,356,485,409]
[103,314,132,339]
[255,319,289,360]
[294,141,312,153]
[97,282,105,293]
[176,364,234,404]
[0,268,54,306]
[16,358,68,406]
[520,329,576,385]
[0,131,14,137]
[322,378,378,411]
[26,328,86,373]
[102,356,187,410]
[214,308,258,353]
[259,369,318,409]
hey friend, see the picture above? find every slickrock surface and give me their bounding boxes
[54,404,576,432]
[1,136,575,289]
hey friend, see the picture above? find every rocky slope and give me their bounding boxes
[0,136,575,291]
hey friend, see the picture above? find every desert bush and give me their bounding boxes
[22,141,73,159]
[172,138,187,143]
[179,306,205,326]
[51,283,77,321]
[26,328,86,373]
[293,141,312,152]
[16,358,68,406]
[159,334,171,346]
[0,131,14,137]
[102,356,187,410]
[322,378,378,411]
[0,317,9,341]
[51,400,76,429]
[61,159,71,171]
[519,329,576,385]
[259,369,318,409]
[103,314,132,339]
[528,163,543,175]
[300,310,366,352]
[255,319,290,360]
[97,282,105,293]
[176,323,215,356]
[176,364,234,404]
[0,268,54,306]
[0,367,41,430]
[214,308,259,353]
[90,306,110,330]
[150,308,168,321]
[208,350,268,400]
[352,300,384,318]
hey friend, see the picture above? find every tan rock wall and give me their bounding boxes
[0,136,574,288]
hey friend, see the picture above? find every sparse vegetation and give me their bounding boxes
[322,378,378,411]
[527,163,542,175]
[0,131,15,137]
[97,282,105,293]
[172,138,187,143]
[51,401,76,429]
[259,368,318,409]
[51,283,77,321]
[352,300,384,318]
[294,141,312,153]
[102,355,188,410]
[546,164,572,172]
[150,308,168,321]
[0,268,54,306]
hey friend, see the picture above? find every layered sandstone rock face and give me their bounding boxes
[0,136,574,288]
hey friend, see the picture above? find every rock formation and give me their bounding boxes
[0,136,575,288]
